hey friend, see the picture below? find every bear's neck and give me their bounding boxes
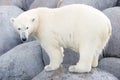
[30,8,54,40]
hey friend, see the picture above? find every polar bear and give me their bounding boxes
[10,4,112,73]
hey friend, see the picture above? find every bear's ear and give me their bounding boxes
[31,18,35,22]
[10,17,16,23]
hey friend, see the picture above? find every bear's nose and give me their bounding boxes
[22,38,27,41]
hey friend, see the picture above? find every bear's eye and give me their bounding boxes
[26,27,29,29]
[18,28,21,30]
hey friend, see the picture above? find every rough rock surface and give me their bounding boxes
[103,7,120,58]
[32,65,118,80]
[29,0,59,9]
[0,6,23,56]
[98,58,120,79]
[13,0,34,10]
[59,0,117,10]
[0,0,34,10]
[0,41,44,80]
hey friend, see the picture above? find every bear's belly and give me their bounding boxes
[58,33,79,52]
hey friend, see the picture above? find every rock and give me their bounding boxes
[29,0,59,9]
[0,0,34,11]
[0,41,44,80]
[13,0,34,11]
[116,0,120,6]
[42,48,79,65]
[103,7,120,58]
[0,0,12,5]
[42,48,103,66]
[27,36,36,42]
[59,0,117,10]
[32,65,118,80]
[98,58,120,79]
[0,6,23,56]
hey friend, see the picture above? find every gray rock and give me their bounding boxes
[0,6,23,56]
[13,0,34,11]
[0,0,34,11]
[103,7,120,58]
[32,65,118,80]
[98,58,120,79]
[0,0,12,5]
[29,0,59,9]
[27,36,36,42]
[116,0,120,6]
[42,48,103,66]
[42,48,79,65]
[0,41,44,80]
[59,0,117,10]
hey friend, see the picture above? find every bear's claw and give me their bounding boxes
[44,65,59,71]
[69,65,91,73]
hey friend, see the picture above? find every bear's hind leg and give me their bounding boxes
[69,46,95,73]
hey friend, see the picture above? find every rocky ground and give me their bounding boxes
[0,0,120,80]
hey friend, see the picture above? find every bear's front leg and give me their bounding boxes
[44,46,64,71]
[92,53,100,67]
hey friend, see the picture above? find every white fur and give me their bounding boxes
[11,4,112,73]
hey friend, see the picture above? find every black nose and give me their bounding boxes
[22,38,27,41]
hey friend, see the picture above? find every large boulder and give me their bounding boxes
[42,48,79,65]
[0,41,44,80]
[103,7,120,58]
[13,0,34,11]
[98,58,120,79]
[32,65,118,80]
[59,0,117,10]
[0,0,12,5]
[0,0,34,11]
[42,48,103,66]
[0,6,23,56]
[29,0,59,9]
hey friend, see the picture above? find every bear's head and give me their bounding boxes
[10,11,39,42]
